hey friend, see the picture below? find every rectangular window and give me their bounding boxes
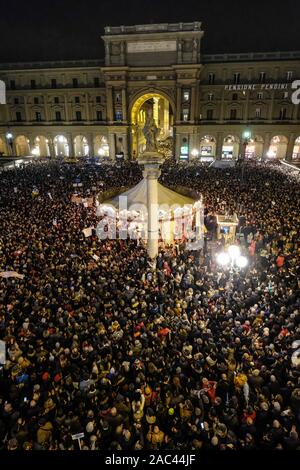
[208,93,214,102]
[16,111,22,122]
[31,79,36,89]
[206,109,214,120]
[233,73,240,84]
[35,112,42,121]
[76,111,82,121]
[182,109,189,122]
[257,92,263,100]
[230,108,237,120]
[14,97,19,104]
[75,96,80,104]
[51,78,57,89]
[283,91,289,99]
[183,90,190,102]
[94,77,100,87]
[286,71,293,81]
[96,110,103,121]
[55,111,62,121]
[54,97,59,104]
[208,73,215,84]
[73,78,78,88]
[259,72,266,83]
[115,110,122,121]
[279,108,287,120]
[115,93,121,103]
[232,93,238,101]
[34,97,39,104]
[96,96,101,103]
[255,108,261,118]
[10,80,16,90]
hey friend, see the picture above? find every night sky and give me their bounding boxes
[0,0,299,63]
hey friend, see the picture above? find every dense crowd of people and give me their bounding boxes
[0,158,300,451]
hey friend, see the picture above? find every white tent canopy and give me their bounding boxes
[103,178,195,211]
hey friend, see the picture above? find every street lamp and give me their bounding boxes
[216,244,248,270]
[191,148,199,158]
[6,130,14,155]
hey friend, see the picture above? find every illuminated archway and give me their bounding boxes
[94,135,109,157]
[292,136,300,160]
[245,135,264,159]
[199,135,216,158]
[32,136,50,157]
[0,137,7,155]
[130,91,174,158]
[15,135,30,156]
[222,135,240,160]
[74,135,89,157]
[54,135,69,157]
[267,135,288,159]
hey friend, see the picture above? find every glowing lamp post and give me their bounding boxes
[216,244,248,271]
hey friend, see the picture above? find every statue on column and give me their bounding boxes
[143,106,159,152]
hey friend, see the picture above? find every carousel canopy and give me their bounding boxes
[103,178,196,209]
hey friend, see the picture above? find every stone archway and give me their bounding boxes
[129,90,175,158]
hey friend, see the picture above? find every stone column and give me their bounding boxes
[176,86,182,122]
[68,134,75,157]
[122,89,127,122]
[87,133,94,156]
[262,133,271,160]
[108,133,116,159]
[141,163,162,259]
[107,86,114,122]
[286,133,295,161]
[215,132,224,159]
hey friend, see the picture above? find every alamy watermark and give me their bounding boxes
[96,197,204,249]
[291,80,300,105]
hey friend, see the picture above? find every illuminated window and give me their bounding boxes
[182,109,189,122]
[208,93,214,101]
[183,90,190,102]
[115,110,122,121]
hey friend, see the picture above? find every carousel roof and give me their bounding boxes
[103,178,196,209]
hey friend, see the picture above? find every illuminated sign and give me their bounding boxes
[224,83,289,91]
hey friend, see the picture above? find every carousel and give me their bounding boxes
[97,105,203,257]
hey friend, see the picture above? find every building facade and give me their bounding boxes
[0,21,300,161]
